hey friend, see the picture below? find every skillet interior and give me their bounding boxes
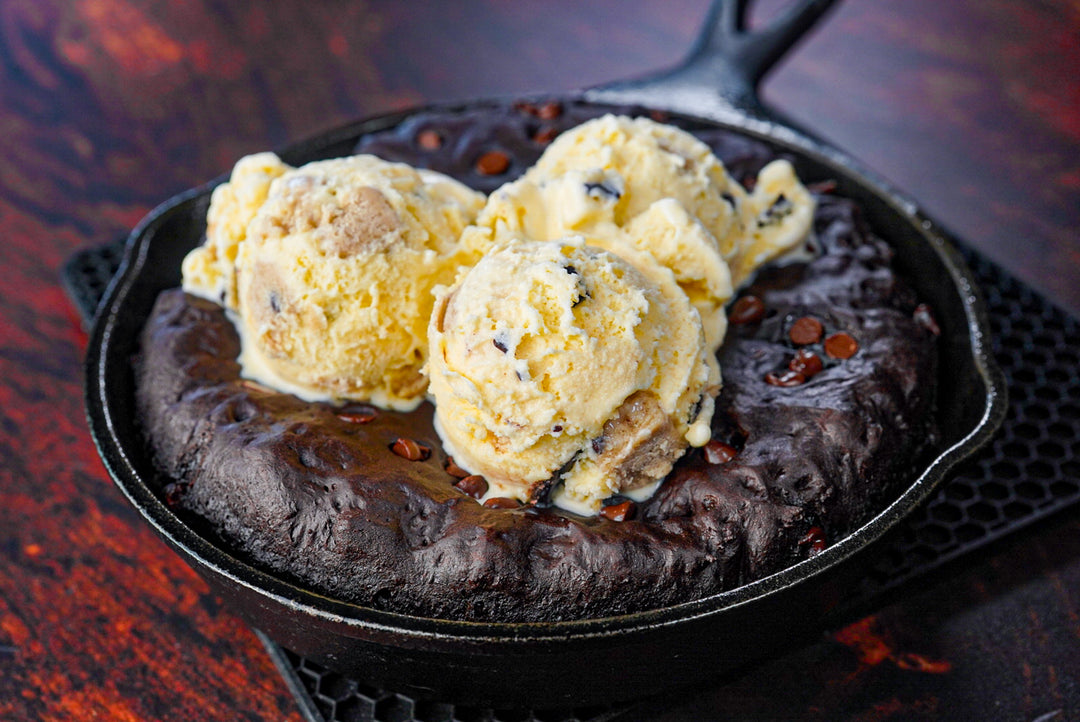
[85,94,1005,706]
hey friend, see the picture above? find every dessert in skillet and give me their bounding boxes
[135,103,939,622]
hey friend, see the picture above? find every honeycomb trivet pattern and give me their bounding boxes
[853,247,1080,602]
[64,238,1080,722]
[257,635,622,722]
[62,238,126,331]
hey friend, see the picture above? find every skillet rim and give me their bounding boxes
[84,95,1008,645]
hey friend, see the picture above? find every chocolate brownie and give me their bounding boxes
[133,102,939,622]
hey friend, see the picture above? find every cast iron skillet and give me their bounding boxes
[85,0,1006,708]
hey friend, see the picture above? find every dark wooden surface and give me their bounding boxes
[1,1,1078,719]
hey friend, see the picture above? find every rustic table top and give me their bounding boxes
[1,1,1078,720]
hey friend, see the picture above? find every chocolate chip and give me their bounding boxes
[704,440,738,465]
[729,295,766,325]
[572,286,590,308]
[789,316,824,345]
[584,182,621,200]
[454,475,489,499]
[482,497,520,509]
[688,396,703,423]
[445,457,470,478]
[391,437,431,461]
[536,101,563,120]
[765,370,806,387]
[417,129,443,150]
[789,349,823,378]
[336,406,378,424]
[475,150,510,175]
[552,425,563,433]
[757,194,794,227]
[493,336,508,353]
[600,499,636,522]
[591,437,605,454]
[913,303,941,336]
[163,481,190,506]
[799,526,827,556]
[807,179,838,194]
[513,100,537,115]
[533,126,559,144]
[824,332,859,359]
[268,292,281,313]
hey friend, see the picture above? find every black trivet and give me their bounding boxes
[64,239,1080,722]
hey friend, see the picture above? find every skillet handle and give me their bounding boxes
[585,0,838,125]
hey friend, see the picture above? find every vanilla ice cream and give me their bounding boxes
[527,115,744,244]
[463,115,815,353]
[465,167,734,354]
[181,152,485,409]
[183,152,291,308]
[729,158,817,286]
[427,237,716,514]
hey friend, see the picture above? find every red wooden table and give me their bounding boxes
[2,1,1078,719]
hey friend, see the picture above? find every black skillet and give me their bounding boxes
[84,0,1006,708]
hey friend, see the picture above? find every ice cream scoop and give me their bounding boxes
[527,114,745,246]
[463,115,815,354]
[183,152,291,308]
[182,152,485,409]
[729,158,817,286]
[465,166,734,355]
[529,116,815,270]
[427,237,716,514]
